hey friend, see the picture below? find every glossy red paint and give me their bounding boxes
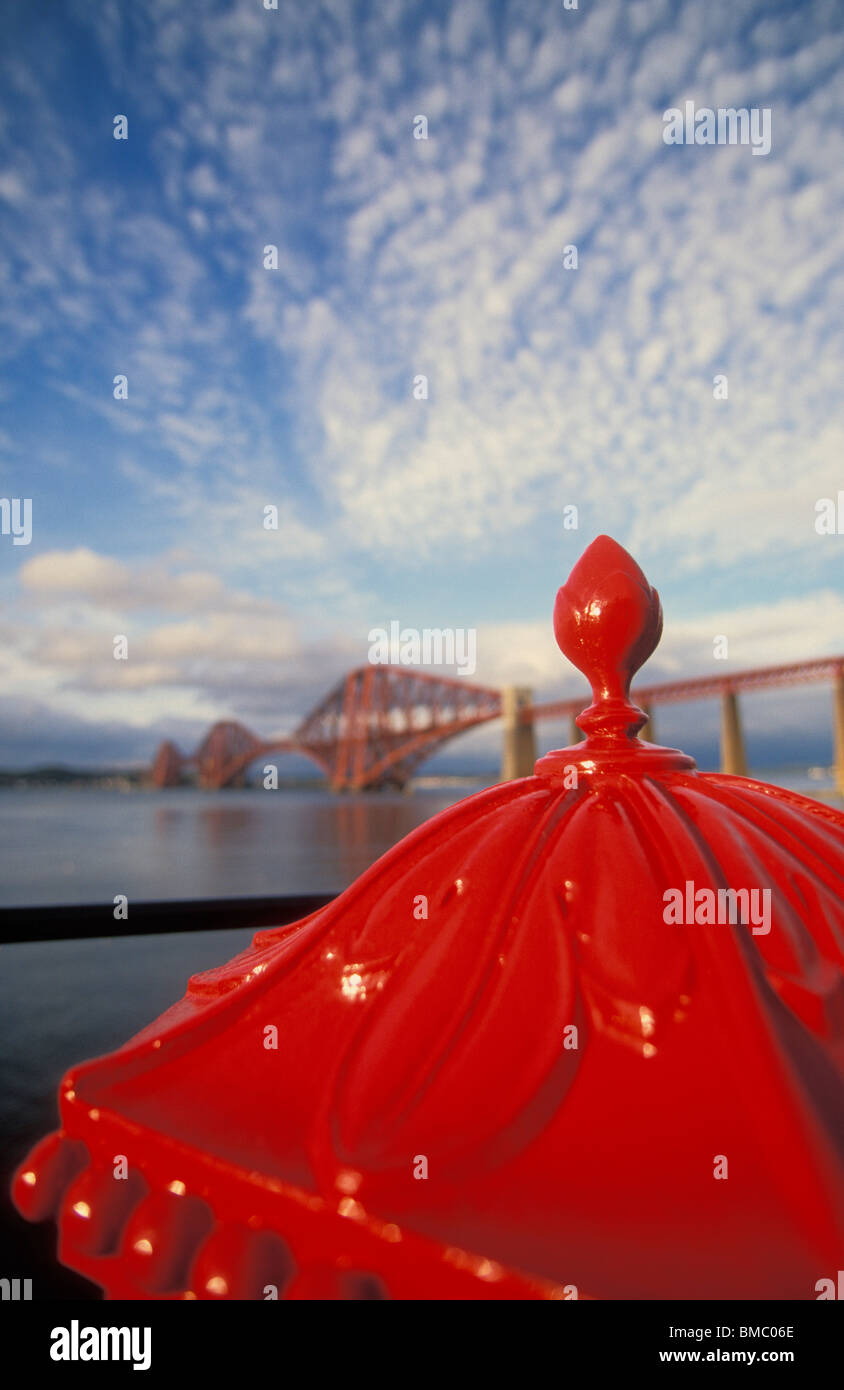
[13,536,844,1299]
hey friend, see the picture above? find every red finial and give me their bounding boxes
[554,535,662,740]
[537,535,695,777]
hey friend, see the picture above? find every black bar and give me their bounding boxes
[3,1298,840,1369]
[0,894,337,945]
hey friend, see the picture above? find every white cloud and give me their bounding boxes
[20,548,227,611]
[11,548,360,734]
[0,169,26,203]
[446,0,489,60]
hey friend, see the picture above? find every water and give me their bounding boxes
[0,770,838,909]
[0,784,485,908]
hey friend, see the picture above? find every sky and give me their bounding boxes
[0,0,842,773]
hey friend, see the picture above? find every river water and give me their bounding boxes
[0,772,839,909]
[0,785,482,908]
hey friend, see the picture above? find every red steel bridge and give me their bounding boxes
[150,656,844,793]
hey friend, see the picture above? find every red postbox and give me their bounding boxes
[13,536,844,1299]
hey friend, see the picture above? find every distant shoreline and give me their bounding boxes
[0,768,490,791]
[0,764,839,802]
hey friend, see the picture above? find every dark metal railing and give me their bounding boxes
[0,893,337,946]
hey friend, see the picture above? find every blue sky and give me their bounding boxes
[0,0,842,771]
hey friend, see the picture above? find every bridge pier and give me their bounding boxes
[720,690,748,777]
[639,702,655,744]
[834,672,844,796]
[501,687,537,781]
[569,714,582,745]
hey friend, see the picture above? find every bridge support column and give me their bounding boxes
[720,690,747,777]
[640,702,655,744]
[569,714,582,745]
[833,672,844,797]
[501,687,536,782]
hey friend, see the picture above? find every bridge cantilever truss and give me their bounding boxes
[150,666,502,792]
[150,653,844,793]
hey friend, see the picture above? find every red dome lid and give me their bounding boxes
[13,537,844,1300]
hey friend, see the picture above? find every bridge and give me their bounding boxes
[150,655,844,793]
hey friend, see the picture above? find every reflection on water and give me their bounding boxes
[0,786,486,908]
[0,770,839,909]
[194,804,263,845]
